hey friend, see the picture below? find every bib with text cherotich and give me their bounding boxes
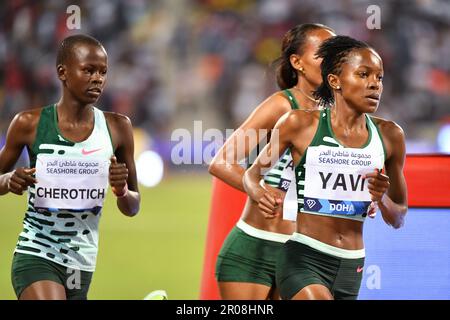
[15,104,114,271]
[34,155,109,210]
[296,108,385,222]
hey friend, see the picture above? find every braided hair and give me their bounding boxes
[313,36,370,106]
[272,23,335,90]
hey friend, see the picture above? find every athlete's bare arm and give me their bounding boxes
[366,119,408,228]
[105,112,140,217]
[208,93,293,192]
[0,110,40,195]
[243,110,318,217]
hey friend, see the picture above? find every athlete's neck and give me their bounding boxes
[292,80,319,110]
[56,96,94,123]
[332,96,366,131]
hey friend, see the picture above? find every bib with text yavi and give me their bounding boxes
[34,154,110,210]
[303,145,384,216]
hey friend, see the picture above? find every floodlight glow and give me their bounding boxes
[437,124,450,153]
[136,150,164,187]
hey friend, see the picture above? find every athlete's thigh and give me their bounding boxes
[19,280,66,300]
[218,282,272,300]
[291,284,333,300]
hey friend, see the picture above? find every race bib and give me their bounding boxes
[34,154,110,210]
[303,146,383,216]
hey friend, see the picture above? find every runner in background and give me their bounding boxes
[209,24,336,300]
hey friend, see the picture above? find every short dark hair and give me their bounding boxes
[272,23,335,90]
[56,34,104,66]
[313,35,371,106]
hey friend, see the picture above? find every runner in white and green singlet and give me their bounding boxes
[244,36,408,300]
[210,24,336,300]
[0,34,140,300]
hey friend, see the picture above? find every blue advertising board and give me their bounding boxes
[359,208,450,299]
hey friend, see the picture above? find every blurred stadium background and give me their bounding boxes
[1,0,449,299]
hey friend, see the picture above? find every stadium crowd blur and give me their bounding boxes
[1,0,450,167]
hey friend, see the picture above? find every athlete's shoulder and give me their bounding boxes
[10,107,43,133]
[370,116,405,142]
[277,109,320,132]
[238,91,294,131]
[103,112,134,150]
[103,111,133,130]
[257,91,293,114]
[288,108,321,126]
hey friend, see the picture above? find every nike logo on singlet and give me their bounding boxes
[81,148,102,155]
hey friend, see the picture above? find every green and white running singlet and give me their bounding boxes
[263,89,299,191]
[14,104,114,271]
[216,90,302,285]
[295,108,386,221]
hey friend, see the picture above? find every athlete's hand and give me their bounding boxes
[8,167,37,195]
[109,156,128,197]
[365,169,390,203]
[258,183,283,219]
